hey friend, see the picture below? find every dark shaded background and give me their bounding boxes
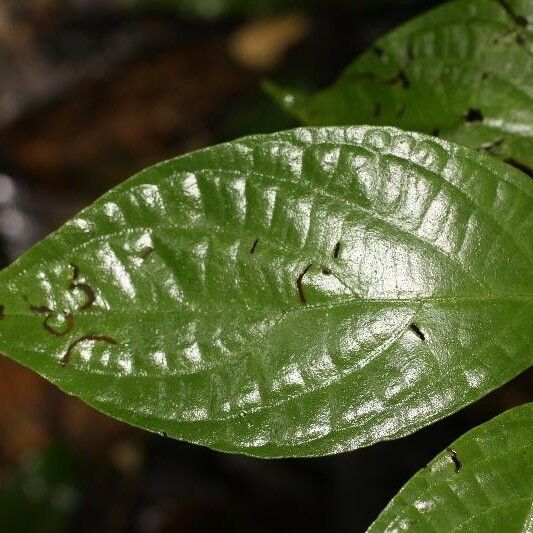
[0,1,531,531]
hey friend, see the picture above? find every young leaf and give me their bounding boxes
[266,0,533,174]
[0,126,532,457]
[367,403,533,532]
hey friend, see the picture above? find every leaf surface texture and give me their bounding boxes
[368,403,533,532]
[267,0,533,173]
[0,126,532,457]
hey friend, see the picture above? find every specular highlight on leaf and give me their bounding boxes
[0,126,531,457]
[367,403,533,532]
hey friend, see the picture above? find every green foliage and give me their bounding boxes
[0,126,531,457]
[1,0,532,523]
[0,447,80,533]
[267,0,533,172]
[367,403,533,532]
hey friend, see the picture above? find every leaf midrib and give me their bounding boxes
[2,294,533,319]
[51,295,533,430]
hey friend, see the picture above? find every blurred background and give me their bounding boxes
[0,1,531,531]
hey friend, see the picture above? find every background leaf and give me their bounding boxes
[367,403,533,532]
[266,0,533,174]
[0,126,532,457]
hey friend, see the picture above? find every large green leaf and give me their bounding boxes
[0,126,532,457]
[367,403,533,532]
[266,0,533,174]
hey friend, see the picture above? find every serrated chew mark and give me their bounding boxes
[463,108,484,122]
[250,238,259,254]
[333,241,341,259]
[61,335,117,366]
[44,312,75,337]
[141,247,155,260]
[388,70,410,88]
[409,323,426,341]
[28,303,74,336]
[297,263,313,304]
[69,263,80,281]
[447,448,462,473]
[69,282,96,310]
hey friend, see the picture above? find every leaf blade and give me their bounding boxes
[0,126,532,457]
[269,0,533,173]
[367,403,533,532]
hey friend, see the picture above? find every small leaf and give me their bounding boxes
[367,403,533,532]
[267,0,533,173]
[0,126,532,457]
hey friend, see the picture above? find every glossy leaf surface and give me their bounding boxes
[368,403,533,532]
[267,0,533,173]
[0,126,532,457]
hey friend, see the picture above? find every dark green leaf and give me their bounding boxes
[0,126,532,457]
[367,403,533,532]
[267,0,533,174]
